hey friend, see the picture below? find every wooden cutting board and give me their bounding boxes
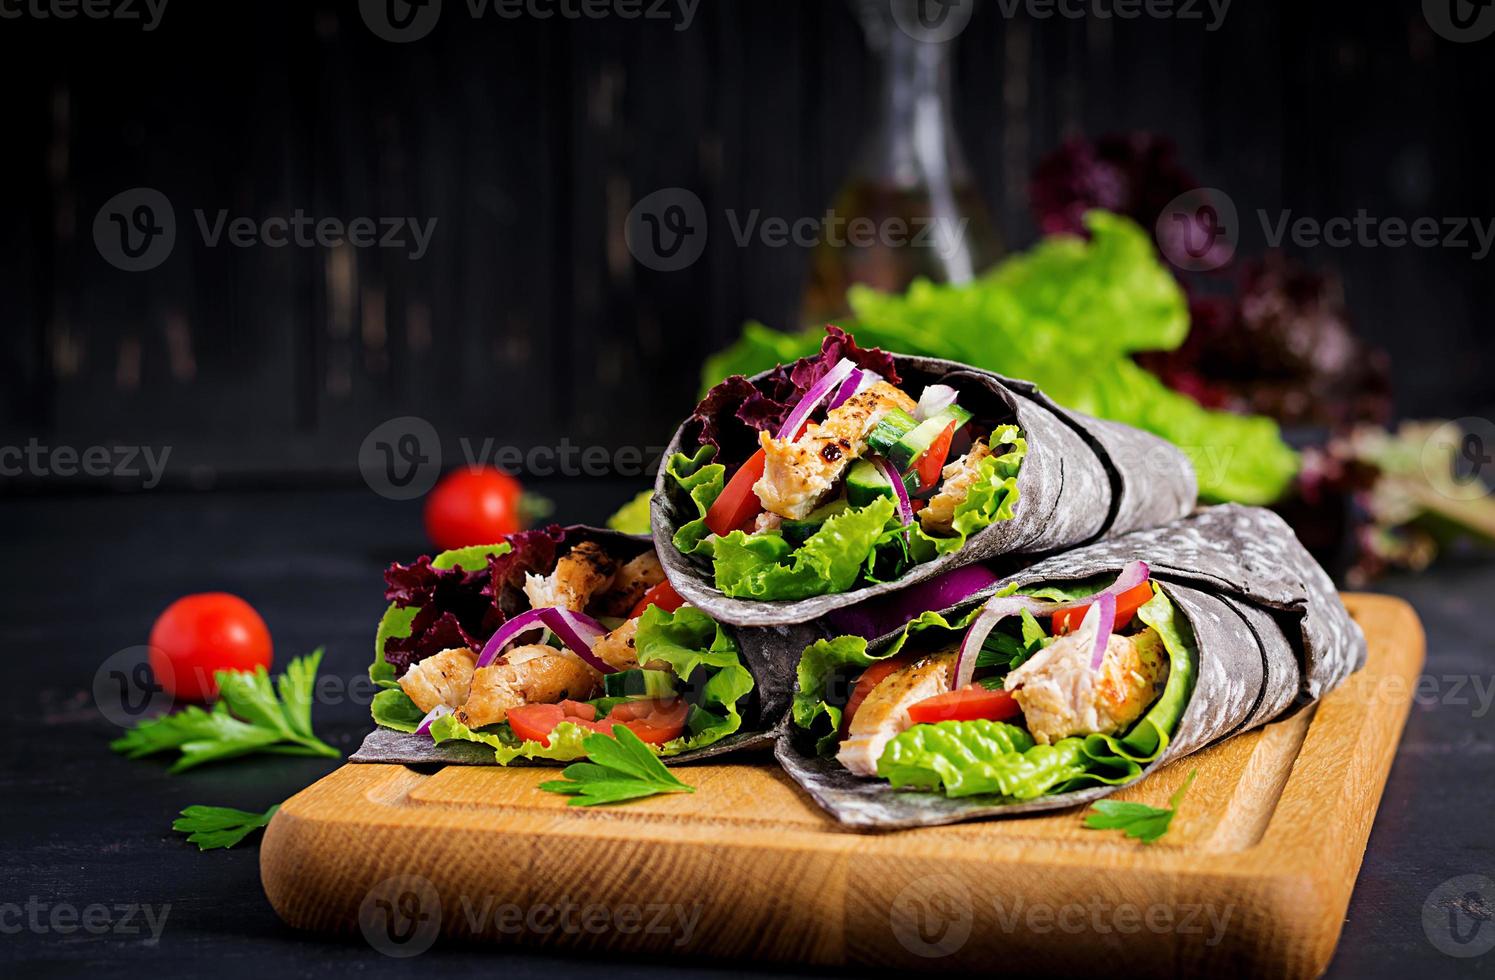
[261,593,1421,977]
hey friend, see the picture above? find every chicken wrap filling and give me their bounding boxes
[666,327,1027,602]
[369,530,755,763]
[791,577,1197,799]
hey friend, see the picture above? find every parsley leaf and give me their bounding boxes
[1083,769,1197,843]
[538,726,695,806]
[172,804,280,850]
[111,649,340,772]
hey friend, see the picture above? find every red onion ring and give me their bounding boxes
[1085,592,1118,671]
[825,564,1002,640]
[775,358,856,440]
[875,455,915,530]
[414,704,452,736]
[474,607,617,674]
[914,383,957,421]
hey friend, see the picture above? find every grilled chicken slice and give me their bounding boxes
[589,615,673,673]
[837,652,956,777]
[754,381,917,520]
[457,644,601,729]
[523,540,619,612]
[590,551,665,617]
[918,441,992,534]
[1005,629,1169,745]
[397,648,477,714]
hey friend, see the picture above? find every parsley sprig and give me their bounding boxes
[172,804,280,850]
[110,649,340,772]
[1083,769,1197,843]
[539,725,695,806]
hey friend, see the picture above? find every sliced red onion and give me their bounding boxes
[473,606,617,673]
[953,595,1049,690]
[914,384,958,421]
[1085,592,1118,671]
[775,358,856,439]
[414,704,452,736]
[475,608,549,669]
[875,456,915,529]
[828,369,882,410]
[825,564,1001,639]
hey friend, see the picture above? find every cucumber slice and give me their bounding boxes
[887,405,972,471]
[866,408,919,457]
[603,669,678,699]
[845,459,892,507]
[781,499,850,546]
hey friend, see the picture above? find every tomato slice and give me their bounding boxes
[841,655,915,734]
[1052,581,1156,635]
[602,698,690,744]
[629,580,686,619]
[907,685,1022,725]
[913,421,959,492]
[506,699,598,746]
[705,449,767,537]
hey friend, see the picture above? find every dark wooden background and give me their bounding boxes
[2,0,1491,490]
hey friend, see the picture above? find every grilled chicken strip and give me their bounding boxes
[398,648,478,714]
[918,441,992,534]
[589,615,674,673]
[837,652,956,777]
[457,644,601,729]
[523,540,619,612]
[1005,629,1169,745]
[754,381,917,520]
[590,551,666,617]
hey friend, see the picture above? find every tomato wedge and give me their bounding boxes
[907,685,1022,725]
[629,580,686,619]
[913,421,959,492]
[507,699,598,745]
[1052,581,1156,635]
[603,697,690,744]
[705,449,766,537]
[841,655,915,734]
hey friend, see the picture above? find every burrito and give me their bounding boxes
[653,326,1197,627]
[357,525,799,766]
[776,505,1366,828]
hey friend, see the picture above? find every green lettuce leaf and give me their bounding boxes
[710,496,898,600]
[664,446,726,557]
[605,490,654,535]
[633,604,755,752]
[910,427,1026,562]
[700,212,1298,504]
[371,688,426,733]
[430,714,595,764]
[877,720,1090,799]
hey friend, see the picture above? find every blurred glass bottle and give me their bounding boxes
[801,0,1003,326]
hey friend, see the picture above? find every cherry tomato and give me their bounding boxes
[507,700,598,745]
[841,655,915,734]
[705,450,766,537]
[423,466,523,552]
[149,593,273,702]
[629,580,686,619]
[907,685,1022,725]
[1053,582,1156,635]
[604,698,690,743]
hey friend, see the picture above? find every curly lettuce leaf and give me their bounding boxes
[877,721,1090,799]
[606,490,653,535]
[430,714,595,764]
[371,688,426,733]
[701,212,1297,504]
[664,446,726,557]
[910,427,1026,561]
[711,496,897,600]
[633,604,755,751]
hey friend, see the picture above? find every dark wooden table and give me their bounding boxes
[3,483,1490,977]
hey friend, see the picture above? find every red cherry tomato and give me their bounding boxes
[507,700,598,745]
[603,698,690,744]
[629,580,686,619]
[907,685,1022,725]
[423,466,523,551]
[1052,582,1156,635]
[705,449,766,537]
[912,421,959,492]
[148,593,273,702]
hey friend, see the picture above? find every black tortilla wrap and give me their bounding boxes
[653,355,1197,628]
[350,526,802,767]
[774,504,1365,828]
